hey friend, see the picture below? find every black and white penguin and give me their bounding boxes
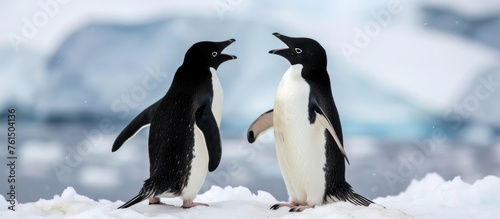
[247,33,372,212]
[112,39,236,209]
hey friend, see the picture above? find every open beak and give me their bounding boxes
[269,32,293,57]
[220,38,237,61]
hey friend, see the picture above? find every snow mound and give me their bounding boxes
[375,173,500,219]
[1,173,499,218]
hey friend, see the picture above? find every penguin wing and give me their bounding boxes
[247,109,274,143]
[195,103,222,172]
[111,99,161,152]
[309,100,350,164]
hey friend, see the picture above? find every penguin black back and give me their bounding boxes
[115,39,236,209]
[148,39,236,174]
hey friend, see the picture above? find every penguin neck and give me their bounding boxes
[286,64,305,79]
[174,64,212,84]
[297,64,328,82]
[290,56,326,72]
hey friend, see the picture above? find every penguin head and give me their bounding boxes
[269,33,327,68]
[183,39,237,69]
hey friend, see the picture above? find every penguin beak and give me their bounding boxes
[269,33,294,58]
[219,39,237,61]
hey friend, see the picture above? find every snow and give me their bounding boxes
[1,173,499,219]
[375,173,500,219]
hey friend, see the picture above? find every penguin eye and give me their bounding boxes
[295,48,303,54]
[212,51,218,57]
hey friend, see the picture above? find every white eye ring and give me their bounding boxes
[212,51,218,57]
[295,48,302,54]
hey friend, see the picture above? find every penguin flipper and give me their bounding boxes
[247,109,274,143]
[310,102,349,164]
[112,100,161,152]
[195,104,222,172]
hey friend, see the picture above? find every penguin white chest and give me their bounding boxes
[210,67,223,126]
[179,124,209,200]
[178,68,222,200]
[273,64,327,205]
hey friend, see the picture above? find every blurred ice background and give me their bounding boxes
[0,0,499,203]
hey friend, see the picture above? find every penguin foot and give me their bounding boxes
[270,202,298,210]
[270,202,314,212]
[148,197,173,206]
[181,200,209,209]
[149,197,160,203]
[289,205,314,212]
[148,202,173,206]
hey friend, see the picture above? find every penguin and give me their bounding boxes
[112,39,236,209]
[247,33,372,212]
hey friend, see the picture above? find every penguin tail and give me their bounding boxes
[326,185,374,207]
[345,190,373,207]
[118,178,158,209]
[118,193,149,209]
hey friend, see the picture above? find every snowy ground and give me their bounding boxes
[1,173,499,219]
